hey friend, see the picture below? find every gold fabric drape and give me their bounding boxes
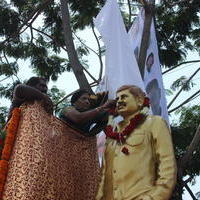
[3,102,100,200]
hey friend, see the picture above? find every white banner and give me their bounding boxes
[94,0,145,165]
[94,0,145,99]
[129,9,169,122]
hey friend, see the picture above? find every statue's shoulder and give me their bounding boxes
[145,115,169,132]
[146,115,163,121]
[145,115,167,126]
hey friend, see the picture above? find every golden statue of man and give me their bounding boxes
[96,85,177,200]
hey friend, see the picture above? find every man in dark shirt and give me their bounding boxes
[8,77,53,120]
[60,89,115,136]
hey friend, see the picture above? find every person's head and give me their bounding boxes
[146,52,154,73]
[26,77,48,94]
[145,79,161,115]
[116,85,146,117]
[71,89,91,111]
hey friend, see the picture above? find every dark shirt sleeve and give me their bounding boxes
[59,106,108,137]
[7,84,46,121]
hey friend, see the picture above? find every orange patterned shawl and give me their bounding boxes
[2,102,100,200]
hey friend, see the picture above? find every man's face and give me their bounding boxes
[74,93,91,111]
[147,86,161,115]
[116,89,140,117]
[146,83,161,107]
[34,79,48,94]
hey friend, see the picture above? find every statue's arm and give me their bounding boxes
[144,116,177,200]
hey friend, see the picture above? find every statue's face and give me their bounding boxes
[116,89,140,117]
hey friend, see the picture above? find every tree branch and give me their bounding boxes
[31,26,98,83]
[72,31,99,56]
[60,0,92,91]
[1,0,53,45]
[19,5,45,36]
[30,25,34,44]
[184,182,198,200]
[184,176,194,184]
[91,23,104,82]
[179,124,200,169]
[0,76,11,83]
[167,67,200,109]
[168,89,200,113]
[3,51,20,81]
[163,60,200,75]
[31,26,67,50]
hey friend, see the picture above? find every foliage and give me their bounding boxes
[47,85,68,116]
[0,80,21,100]
[171,105,200,200]
[196,191,200,200]
[0,0,199,86]
[172,106,200,175]
[0,106,8,153]
[168,105,200,199]
[156,0,200,67]
[170,76,196,91]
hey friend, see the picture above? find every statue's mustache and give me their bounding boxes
[117,102,126,108]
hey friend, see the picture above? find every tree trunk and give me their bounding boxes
[60,0,92,92]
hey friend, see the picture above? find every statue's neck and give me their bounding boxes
[123,110,141,122]
[118,111,140,132]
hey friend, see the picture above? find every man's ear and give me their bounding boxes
[137,95,144,107]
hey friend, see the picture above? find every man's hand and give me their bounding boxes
[90,91,109,108]
[41,95,53,114]
[101,99,116,111]
[102,100,116,110]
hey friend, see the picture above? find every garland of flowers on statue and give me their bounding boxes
[0,108,21,198]
[104,97,150,155]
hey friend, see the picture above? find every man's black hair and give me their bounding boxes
[146,52,154,73]
[71,89,90,105]
[26,77,47,87]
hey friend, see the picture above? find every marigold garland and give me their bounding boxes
[0,108,21,199]
[104,113,146,143]
[104,97,150,155]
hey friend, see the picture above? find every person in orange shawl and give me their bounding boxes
[2,78,115,200]
[7,77,53,120]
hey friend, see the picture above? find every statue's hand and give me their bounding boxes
[137,195,152,200]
